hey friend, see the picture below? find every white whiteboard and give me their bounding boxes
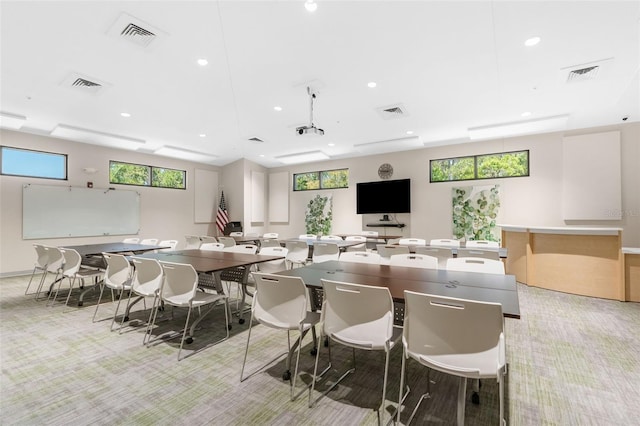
[23,184,140,239]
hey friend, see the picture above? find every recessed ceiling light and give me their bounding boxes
[521,112,532,117]
[328,143,335,147]
[367,82,377,88]
[197,58,208,66]
[120,112,131,118]
[199,133,207,137]
[524,37,541,47]
[406,130,414,135]
[305,0,318,12]
[274,106,282,111]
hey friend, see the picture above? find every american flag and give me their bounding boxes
[216,191,229,235]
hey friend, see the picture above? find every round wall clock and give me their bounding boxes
[378,163,394,179]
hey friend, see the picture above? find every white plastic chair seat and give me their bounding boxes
[328,311,395,350]
[49,248,103,307]
[217,236,236,247]
[262,232,279,239]
[285,240,310,268]
[164,290,227,308]
[157,240,179,251]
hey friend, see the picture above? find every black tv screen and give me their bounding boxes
[356,178,411,214]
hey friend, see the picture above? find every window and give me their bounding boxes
[430,150,529,182]
[109,161,186,189]
[1,146,67,180]
[294,168,349,191]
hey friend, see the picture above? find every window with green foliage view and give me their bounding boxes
[110,161,186,189]
[430,150,529,182]
[294,168,348,191]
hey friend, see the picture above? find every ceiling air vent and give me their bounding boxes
[107,13,164,49]
[567,66,599,83]
[72,78,101,89]
[248,137,264,143]
[61,73,109,94]
[376,103,409,120]
[120,23,156,48]
[560,58,613,84]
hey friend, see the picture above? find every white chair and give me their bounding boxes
[285,240,310,268]
[389,254,438,269]
[262,232,279,239]
[260,238,281,248]
[398,238,426,246]
[25,244,48,295]
[34,246,64,300]
[429,238,460,248]
[446,257,505,275]
[361,230,379,237]
[466,240,500,249]
[312,243,339,263]
[148,261,230,361]
[299,234,317,239]
[229,231,244,237]
[311,279,402,425]
[241,273,320,401]
[414,246,454,269]
[398,291,506,425]
[139,238,159,245]
[338,251,381,264]
[48,248,103,307]
[200,242,225,251]
[184,235,202,249]
[256,247,289,273]
[200,236,218,245]
[217,236,236,248]
[119,257,163,336]
[345,235,367,252]
[157,239,179,252]
[457,248,500,261]
[92,253,133,330]
[122,237,140,244]
[376,244,410,265]
[320,235,342,241]
[225,244,258,254]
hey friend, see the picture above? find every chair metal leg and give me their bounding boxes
[92,282,107,322]
[143,294,161,346]
[25,266,45,295]
[309,334,355,408]
[177,305,194,361]
[64,276,79,307]
[109,288,128,332]
[457,377,467,426]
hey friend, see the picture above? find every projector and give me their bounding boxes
[296,125,324,136]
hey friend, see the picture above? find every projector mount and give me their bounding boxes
[296,86,324,136]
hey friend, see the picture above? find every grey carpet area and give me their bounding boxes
[1,274,639,425]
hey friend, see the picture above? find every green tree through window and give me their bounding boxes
[430,150,529,182]
[110,161,186,189]
[294,169,348,191]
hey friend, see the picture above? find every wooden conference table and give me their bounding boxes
[279,260,520,320]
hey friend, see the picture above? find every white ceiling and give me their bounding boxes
[1,1,639,167]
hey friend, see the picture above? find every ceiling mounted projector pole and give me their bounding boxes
[296,86,324,136]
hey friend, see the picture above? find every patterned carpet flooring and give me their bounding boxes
[1,273,639,425]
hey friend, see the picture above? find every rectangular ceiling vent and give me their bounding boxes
[376,103,409,120]
[107,13,164,49]
[61,73,109,94]
[567,66,600,82]
[248,137,264,143]
[560,58,613,84]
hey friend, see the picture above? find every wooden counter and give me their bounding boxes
[623,248,640,302]
[500,225,625,301]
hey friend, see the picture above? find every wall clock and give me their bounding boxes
[378,163,394,179]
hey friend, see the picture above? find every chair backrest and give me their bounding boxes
[403,291,504,366]
[158,240,179,251]
[299,234,317,239]
[130,257,163,297]
[285,240,310,264]
[200,236,218,244]
[320,235,342,241]
[321,279,394,349]
[184,235,202,249]
[339,251,381,264]
[122,237,140,244]
[102,253,132,288]
[200,242,226,251]
[446,257,505,275]
[260,239,281,248]
[312,243,340,263]
[217,236,236,248]
[456,248,500,261]
[33,244,49,268]
[429,239,460,248]
[257,247,289,273]
[376,244,410,260]
[43,246,64,273]
[345,235,367,242]
[159,262,198,303]
[140,238,159,246]
[229,231,244,237]
[389,254,438,269]
[344,235,367,252]
[60,248,82,277]
[225,244,258,254]
[262,232,279,239]
[361,230,379,237]
[466,240,500,249]
[398,238,426,246]
[414,246,454,268]
[252,273,309,327]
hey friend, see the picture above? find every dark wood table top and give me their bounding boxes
[335,234,403,240]
[279,260,520,319]
[62,242,168,256]
[134,249,284,274]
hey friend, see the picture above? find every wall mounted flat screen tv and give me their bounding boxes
[356,178,411,214]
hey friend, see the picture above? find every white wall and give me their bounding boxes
[0,129,220,275]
